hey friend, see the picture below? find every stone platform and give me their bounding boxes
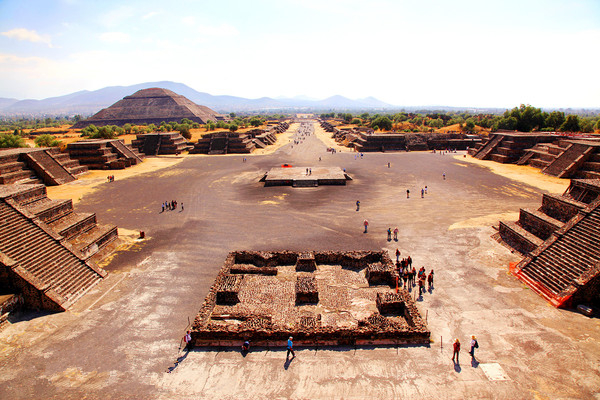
[261,166,351,187]
[191,251,430,347]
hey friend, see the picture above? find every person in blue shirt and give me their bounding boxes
[287,336,295,358]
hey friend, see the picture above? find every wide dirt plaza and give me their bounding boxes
[1,121,599,399]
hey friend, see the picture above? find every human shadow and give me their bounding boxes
[453,361,462,373]
[471,357,479,368]
[167,350,190,373]
[428,286,434,294]
[284,356,294,370]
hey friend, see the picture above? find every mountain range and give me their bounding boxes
[0,81,395,117]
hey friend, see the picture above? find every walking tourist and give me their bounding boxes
[443,172,446,180]
[183,331,192,351]
[452,338,461,363]
[396,248,401,263]
[363,219,369,233]
[393,227,399,241]
[470,336,478,359]
[287,336,296,358]
[242,340,250,352]
[425,186,428,194]
[387,228,392,241]
[406,189,410,199]
[421,188,424,198]
[428,270,434,289]
[356,200,360,211]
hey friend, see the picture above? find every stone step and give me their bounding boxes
[0,161,27,174]
[0,169,35,184]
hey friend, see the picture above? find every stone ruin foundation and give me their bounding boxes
[191,251,430,347]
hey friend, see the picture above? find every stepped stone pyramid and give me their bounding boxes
[497,179,600,307]
[469,133,600,179]
[71,88,225,129]
[131,132,188,155]
[0,148,88,186]
[0,185,118,310]
[67,139,144,169]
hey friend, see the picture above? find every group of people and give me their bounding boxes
[106,175,115,182]
[387,227,399,241]
[452,336,479,364]
[395,255,434,297]
[162,199,182,213]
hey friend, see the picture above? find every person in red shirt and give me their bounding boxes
[452,338,461,363]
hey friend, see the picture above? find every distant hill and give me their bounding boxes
[0,81,396,116]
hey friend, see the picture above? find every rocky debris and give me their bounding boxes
[216,274,243,305]
[296,275,318,304]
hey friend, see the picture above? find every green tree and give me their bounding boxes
[428,118,444,129]
[81,124,98,136]
[249,117,262,127]
[579,118,594,133]
[34,134,61,147]
[351,118,361,125]
[544,111,565,131]
[229,112,236,118]
[370,116,392,131]
[90,125,116,139]
[464,118,476,131]
[229,124,238,132]
[497,116,518,130]
[178,123,192,139]
[596,120,600,131]
[123,123,132,134]
[560,115,580,132]
[0,133,26,148]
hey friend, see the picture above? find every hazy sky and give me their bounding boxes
[1,0,599,108]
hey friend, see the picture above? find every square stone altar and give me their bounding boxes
[191,251,430,347]
[261,167,351,187]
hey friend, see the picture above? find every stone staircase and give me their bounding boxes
[47,149,89,177]
[23,149,76,185]
[513,201,600,307]
[208,136,228,155]
[67,139,142,169]
[473,134,504,160]
[543,142,596,178]
[499,179,600,307]
[0,184,115,310]
[0,148,86,186]
[108,139,144,164]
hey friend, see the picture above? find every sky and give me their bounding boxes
[0,0,599,108]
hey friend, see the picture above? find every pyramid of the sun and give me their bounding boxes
[71,88,224,128]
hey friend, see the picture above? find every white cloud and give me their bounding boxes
[142,11,160,20]
[197,23,238,37]
[182,16,196,26]
[98,32,131,43]
[100,6,135,28]
[0,53,48,64]
[1,28,53,47]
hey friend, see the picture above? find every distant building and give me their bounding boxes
[71,88,225,129]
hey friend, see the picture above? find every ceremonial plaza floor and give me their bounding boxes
[0,123,599,399]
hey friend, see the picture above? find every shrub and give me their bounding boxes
[34,134,61,147]
[0,133,26,148]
